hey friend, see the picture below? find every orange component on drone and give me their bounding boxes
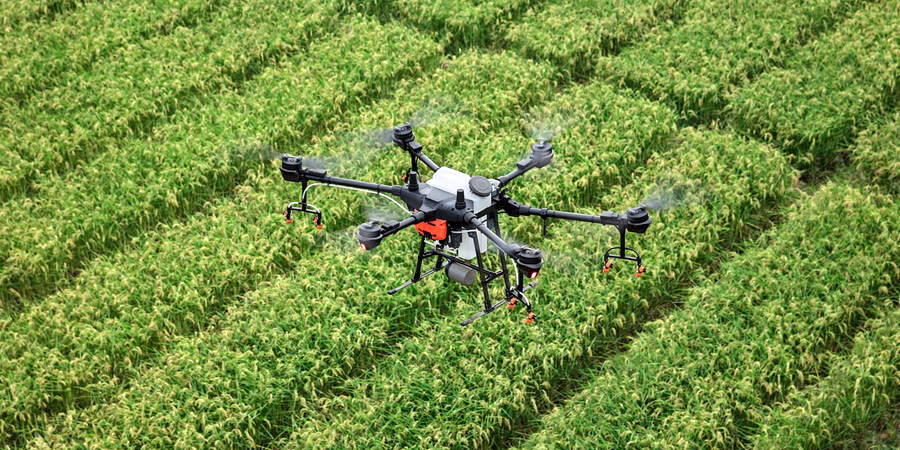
[415,219,448,241]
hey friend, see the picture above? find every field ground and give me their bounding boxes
[1,0,899,448]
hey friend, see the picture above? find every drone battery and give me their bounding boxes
[415,219,447,241]
[445,262,477,286]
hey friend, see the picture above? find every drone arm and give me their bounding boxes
[299,168,403,197]
[409,144,440,172]
[518,206,626,227]
[496,142,554,188]
[464,212,521,257]
[383,211,427,237]
[499,192,651,234]
[496,158,538,188]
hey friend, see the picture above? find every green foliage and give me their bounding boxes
[597,0,864,121]
[0,16,441,309]
[852,110,900,194]
[0,0,341,201]
[518,183,900,449]
[750,304,900,449]
[0,0,224,103]
[1,0,898,446]
[506,0,689,80]
[280,128,796,449]
[0,0,87,30]
[0,18,441,445]
[3,49,551,448]
[347,0,539,49]
[728,0,900,165]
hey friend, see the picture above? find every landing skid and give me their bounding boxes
[388,212,539,326]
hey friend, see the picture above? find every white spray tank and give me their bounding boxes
[426,167,492,260]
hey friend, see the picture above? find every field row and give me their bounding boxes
[0,0,85,30]
[0,9,442,308]
[727,0,900,166]
[347,0,540,50]
[274,125,796,448]
[507,0,685,80]
[0,17,442,445]
[0,0,341,202]
[516,181,900,449]
[546,0,900,177]
[1,47,557,446]
[749,303,900,449]
[0,0,224,103]
[596,0,865,121]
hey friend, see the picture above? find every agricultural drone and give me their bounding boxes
[280,123,651,326]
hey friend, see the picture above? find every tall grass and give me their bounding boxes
[517,183,900,449]
[852,110,900,194]
[749,303,900,449]
[0,16,441,309]
[0,0,88,30]
[346,0,540,49]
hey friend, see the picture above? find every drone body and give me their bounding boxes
[281,123,651,326]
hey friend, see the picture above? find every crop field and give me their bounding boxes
[1,0,899,448]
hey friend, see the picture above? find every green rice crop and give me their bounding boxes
[279,127,796,449]
[505,0,689,80]
[749,303,900,449]
[26,69,683,450]
[0,0,87,30]
[852,110,900,194]
[1,0,898,444]
[0,48,551,447]
[728,0,900,167]
[0,15,441,309]
[596,0,864,121]
[0,18,441,444]
[349,0,540,49]
[0,0,340,201]
[0,0,224,103]
[516,183,900,450]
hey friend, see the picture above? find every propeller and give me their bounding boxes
[638,177,700,212]
[356,95,467,148]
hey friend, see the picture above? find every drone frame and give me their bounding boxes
[280,122,651,326]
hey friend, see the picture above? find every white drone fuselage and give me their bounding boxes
[425,167,492,260]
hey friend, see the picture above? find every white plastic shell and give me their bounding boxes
[426,167,491,260]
